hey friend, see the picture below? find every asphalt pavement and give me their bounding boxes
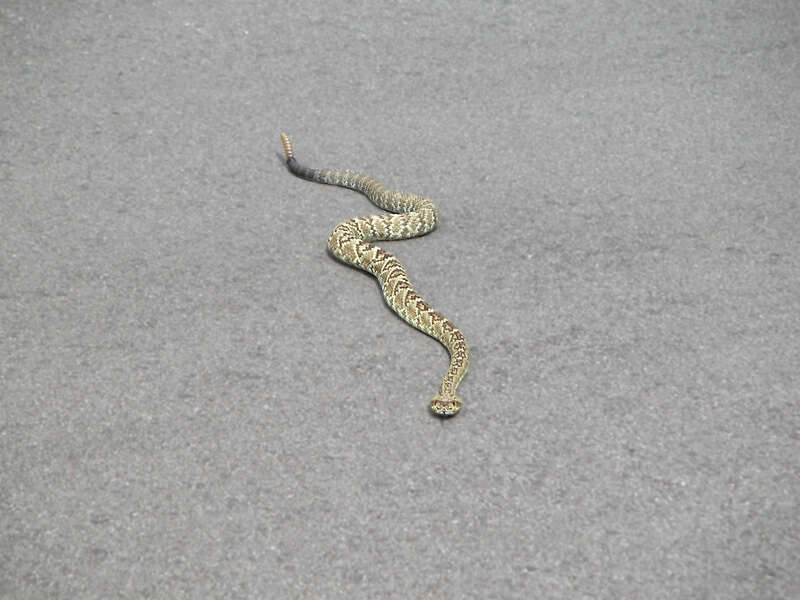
[2,2,799,598]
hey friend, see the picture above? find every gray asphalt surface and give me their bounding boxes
[2,2,799,598]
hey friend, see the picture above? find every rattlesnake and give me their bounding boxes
[280,134,470,416]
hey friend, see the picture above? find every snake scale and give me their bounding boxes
[280,133,470,416]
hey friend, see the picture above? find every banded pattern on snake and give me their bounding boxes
[280,134,470,416]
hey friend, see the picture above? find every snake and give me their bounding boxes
[280,133,470,416]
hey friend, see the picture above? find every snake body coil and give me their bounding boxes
[280,133,470,416]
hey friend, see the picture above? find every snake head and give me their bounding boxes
[430,394,462,417]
